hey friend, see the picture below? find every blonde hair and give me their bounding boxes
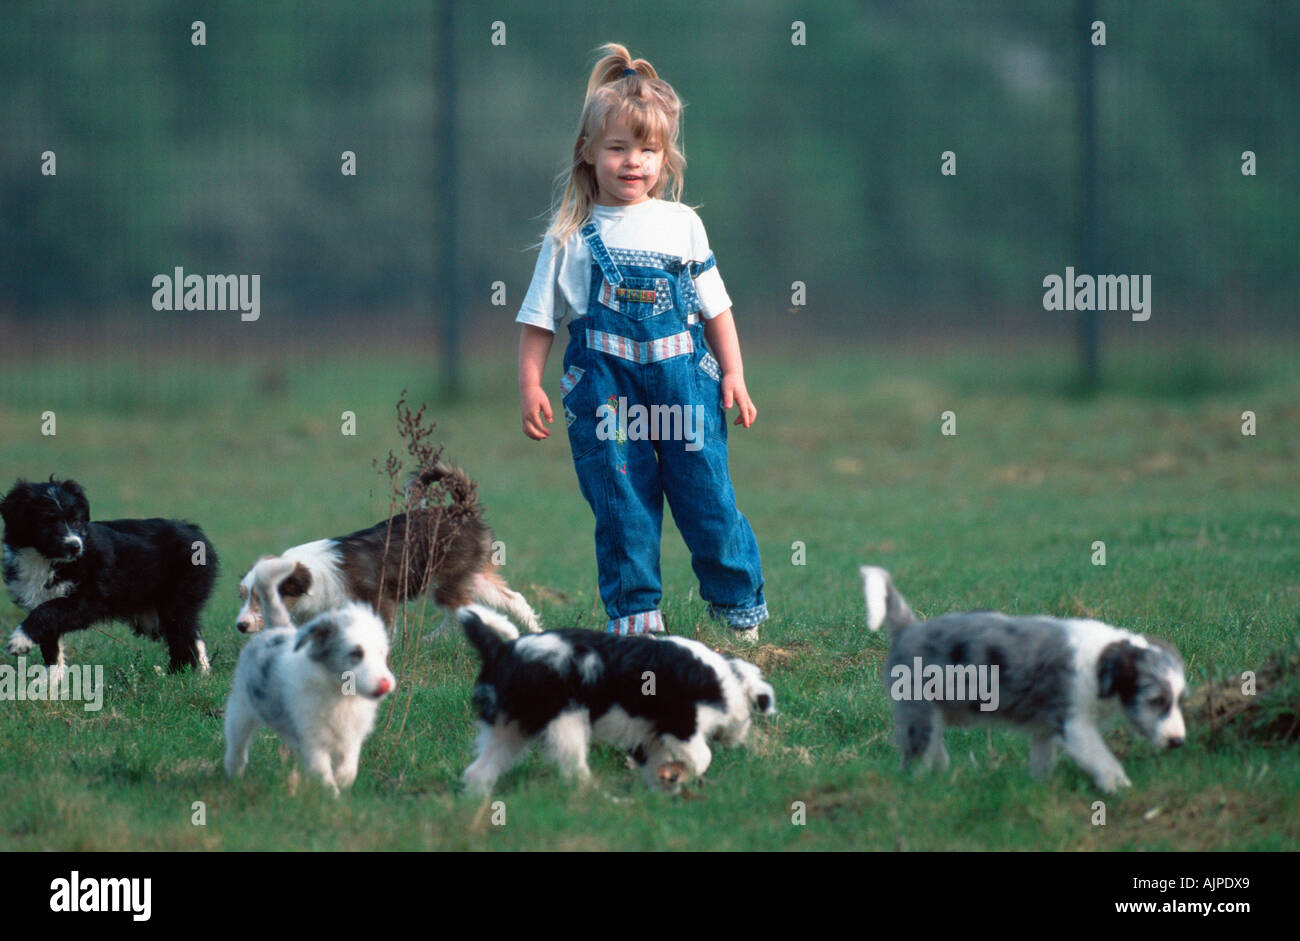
[545,43,686,246]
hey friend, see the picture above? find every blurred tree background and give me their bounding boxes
[0,0,1294,356]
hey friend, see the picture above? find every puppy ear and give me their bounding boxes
[293,615,336,654]
[1097,640,1141,699]
[253,556,298,586]
[58,479,86,503]
[730,658,776,713]
[279,562,313,602]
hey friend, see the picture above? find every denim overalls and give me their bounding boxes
[559,220,767,634]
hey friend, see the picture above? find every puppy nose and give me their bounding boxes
[63,538,83,556]
[374,677,393,696]
[236,620,250,633]
[1167,736,1184,749]
[658,762,685,785]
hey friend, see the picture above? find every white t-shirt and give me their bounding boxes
[515,199,733,333]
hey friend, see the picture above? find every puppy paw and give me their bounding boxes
[5,626,34,656]
[1098,769,1132,792]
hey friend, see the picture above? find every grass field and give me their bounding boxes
[1,335,1297,851]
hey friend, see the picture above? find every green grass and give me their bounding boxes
[1,337,1297,850]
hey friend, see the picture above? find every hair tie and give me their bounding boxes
[620,68,637,78]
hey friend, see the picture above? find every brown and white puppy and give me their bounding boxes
[235,463,540,636]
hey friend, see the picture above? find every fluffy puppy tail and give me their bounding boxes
[405,460,480,514]
[458,605,520,662]
[860,566,918,638]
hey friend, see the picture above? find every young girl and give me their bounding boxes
[516,43,767,638]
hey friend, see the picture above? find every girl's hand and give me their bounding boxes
[518,325,556,440]
[521,386,554,440]
[721,373,757,428]
[702,309,755,428]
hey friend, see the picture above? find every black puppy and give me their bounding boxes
[2,477,219,673]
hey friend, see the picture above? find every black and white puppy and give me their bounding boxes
[457,606,776,795]
[2,477,219,674]
[861,566,1187,792]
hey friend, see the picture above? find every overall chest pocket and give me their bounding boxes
[597,276,674,321]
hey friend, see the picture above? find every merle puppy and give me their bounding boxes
[225,558,395,796]
[2,477,219,673]
[862,566,1187,792]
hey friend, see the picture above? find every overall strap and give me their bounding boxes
[687,253,716,278]
[581,221,624,286]
[678,252,716,318]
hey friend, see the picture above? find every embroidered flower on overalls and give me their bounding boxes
[605,394,627,446]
